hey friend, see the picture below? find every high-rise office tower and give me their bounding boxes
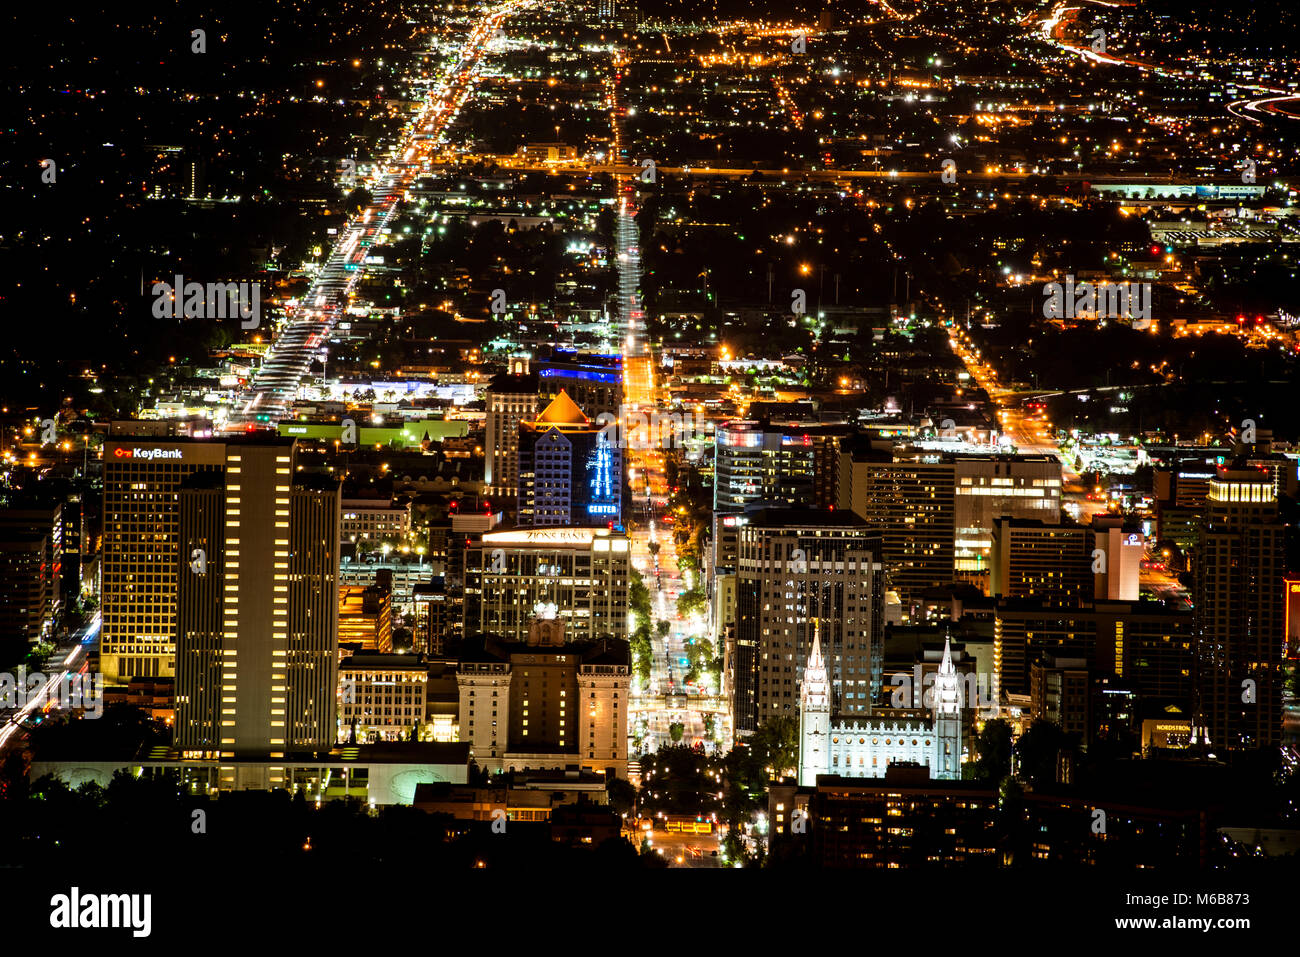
[483,361,538,502]
[714,420,847,515]
[102,438,229,682]
[0,499,63,657]
[463,526,631,643]
[839,445,1062,613]
[517,391,622,526]
[735,509,884,731]
[993,598,1194,704]
[1194,466,1285,749]
[952,454,1062,583]
[413,578,452,655]
[59,489,84,599]
[990,517,1092,606]
[0,500,64,632]
[0,530,49,654]
[1154,459,1219,550]
[616,0,638,31]
[836,446,955,612]
[173,439,340,757]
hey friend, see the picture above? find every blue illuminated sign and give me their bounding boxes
[539,368,622,385]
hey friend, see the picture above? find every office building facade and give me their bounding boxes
[836,449,956,612]
[1194,467,1286,749]
[464,526,631,643]
[990,517,1092,606]
[714,420,844,515]
[483,363,539,501]
[102,439,229,682]
[734,509,884,731]
[172,440,341,758]
[517,391,622,526]
[457,616,630,776]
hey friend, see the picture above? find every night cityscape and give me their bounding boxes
[2,0,1298,937]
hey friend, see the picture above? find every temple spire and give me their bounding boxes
[934,636,962,716]
[803,619,829,711]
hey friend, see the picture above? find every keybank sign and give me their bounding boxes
[113,447,184,460]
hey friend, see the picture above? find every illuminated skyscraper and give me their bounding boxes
[1194,466,1285,749]
[484,361,538,500]
[736,509,884,732]
[102,438,228,682]
[517,390,622,526]
[173,440,340,757]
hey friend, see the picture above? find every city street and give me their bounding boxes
[0,614,101,757]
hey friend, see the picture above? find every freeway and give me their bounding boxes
[1039,1,1300,128]
[491,158,1257,186]
[1227,94,1300,125]
[226,1,526,431]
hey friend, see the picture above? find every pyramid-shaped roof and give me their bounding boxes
[534,389,590,427]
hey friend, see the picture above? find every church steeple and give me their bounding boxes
[933,636,962,717]
[798,619,832,786]
[802,621,829,712]
[932,636,963,780]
